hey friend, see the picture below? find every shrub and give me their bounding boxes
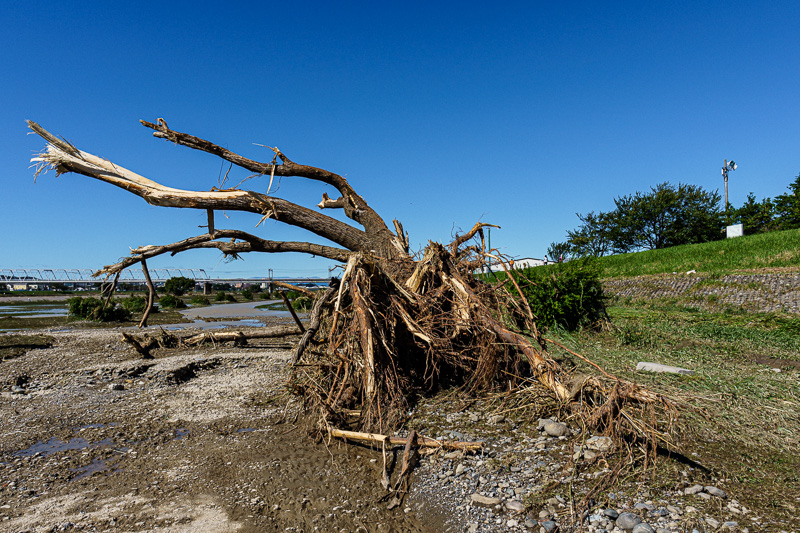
[241,289,253,300]
[164,276,195,296]
[158,294,187,309]
[292,295,313,311]
[214,291,228,302]
[68,296,132,322]
[225,294,237,303]
[511,257,607,331]
[190,296,211,306]
[121,294,148,313]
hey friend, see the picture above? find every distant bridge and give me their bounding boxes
[1,268,330,289]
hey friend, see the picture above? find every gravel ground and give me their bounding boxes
[2,321,798,532]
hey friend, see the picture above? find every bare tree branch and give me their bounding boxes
[29,121,371,254]
[94,229,351,278]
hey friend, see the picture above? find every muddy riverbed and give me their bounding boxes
[0,323,437,532]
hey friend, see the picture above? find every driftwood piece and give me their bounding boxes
[329,428,483,452]
[183,325,301,346]
[121,332,156,359]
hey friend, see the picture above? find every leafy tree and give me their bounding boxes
[546,241,572,261]
[164,276,195,296]
[566,211,617,257]
[610,182,723,252]
[773,173,800,230]
[730,193,775,235]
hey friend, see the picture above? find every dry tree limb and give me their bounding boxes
[328,428,482,451]
[293,288,336,364]
[121,332,156,359]
[278,291,306,334]
[139,258,156,328]
[272,281,314,296]
[183,325,301,346]
[387,430,418,509]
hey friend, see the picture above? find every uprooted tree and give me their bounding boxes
[28,119,671,446]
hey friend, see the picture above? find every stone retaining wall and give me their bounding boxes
[603,272,800,314]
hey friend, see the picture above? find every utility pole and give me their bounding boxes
[722,159,737,211]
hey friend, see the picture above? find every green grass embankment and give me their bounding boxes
[597,228,800,277]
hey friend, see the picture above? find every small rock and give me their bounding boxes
[467,523,479,533]
[109,383,124,391]
[695,492,712,500]
[632,524,655,533]
[705,517,720,529]
[704,485,726,498]
[11,386,26,394]
[603,509,619,519]
[524,519,538,528]
[684,484,704,495]
[722,521,738,528]
[470,493,501,507]
[540,520,557,533]
[487,414,505,424]
[616,512,642,530]
[455,464,466,476]
[585,435,614,452]
[544,421,569,437]
[505,500,525,514]
[507,519,519,527]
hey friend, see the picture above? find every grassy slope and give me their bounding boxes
[598,227,800,277]
[545,230,800,529]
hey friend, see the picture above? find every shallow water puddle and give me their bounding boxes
[14,436,125,457]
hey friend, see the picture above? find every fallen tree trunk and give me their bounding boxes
[30,119,672,446]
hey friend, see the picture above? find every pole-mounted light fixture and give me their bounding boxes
[722,159,737,211]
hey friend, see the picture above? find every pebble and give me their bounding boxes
[684,484,704,495]
[470,494,501,507]
[539,520,557,532]
[505,500,525,514]
[108,383,124,391]
[705,485,726,498]
[543,421,569,437]
[616,512,642,530]
[632,524,655,533]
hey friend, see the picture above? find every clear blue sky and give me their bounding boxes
[3,1,799,278]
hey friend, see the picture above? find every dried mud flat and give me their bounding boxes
[0,324,437,533]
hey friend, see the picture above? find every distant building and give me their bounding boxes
[484,257,547,273]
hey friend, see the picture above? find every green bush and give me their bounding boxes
[511,257,606,331]
[241,289,253,300]
[164,276,195,296]
[121,294,148,313]
[214,291,228,302]
[68,296,132,322]
[158,294,187,309]
[292,295,313,311]
[190,296,211,306]
[225,294,237,303]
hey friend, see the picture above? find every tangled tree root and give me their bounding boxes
[289,237,677,452]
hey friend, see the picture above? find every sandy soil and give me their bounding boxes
[0,325,436,532]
